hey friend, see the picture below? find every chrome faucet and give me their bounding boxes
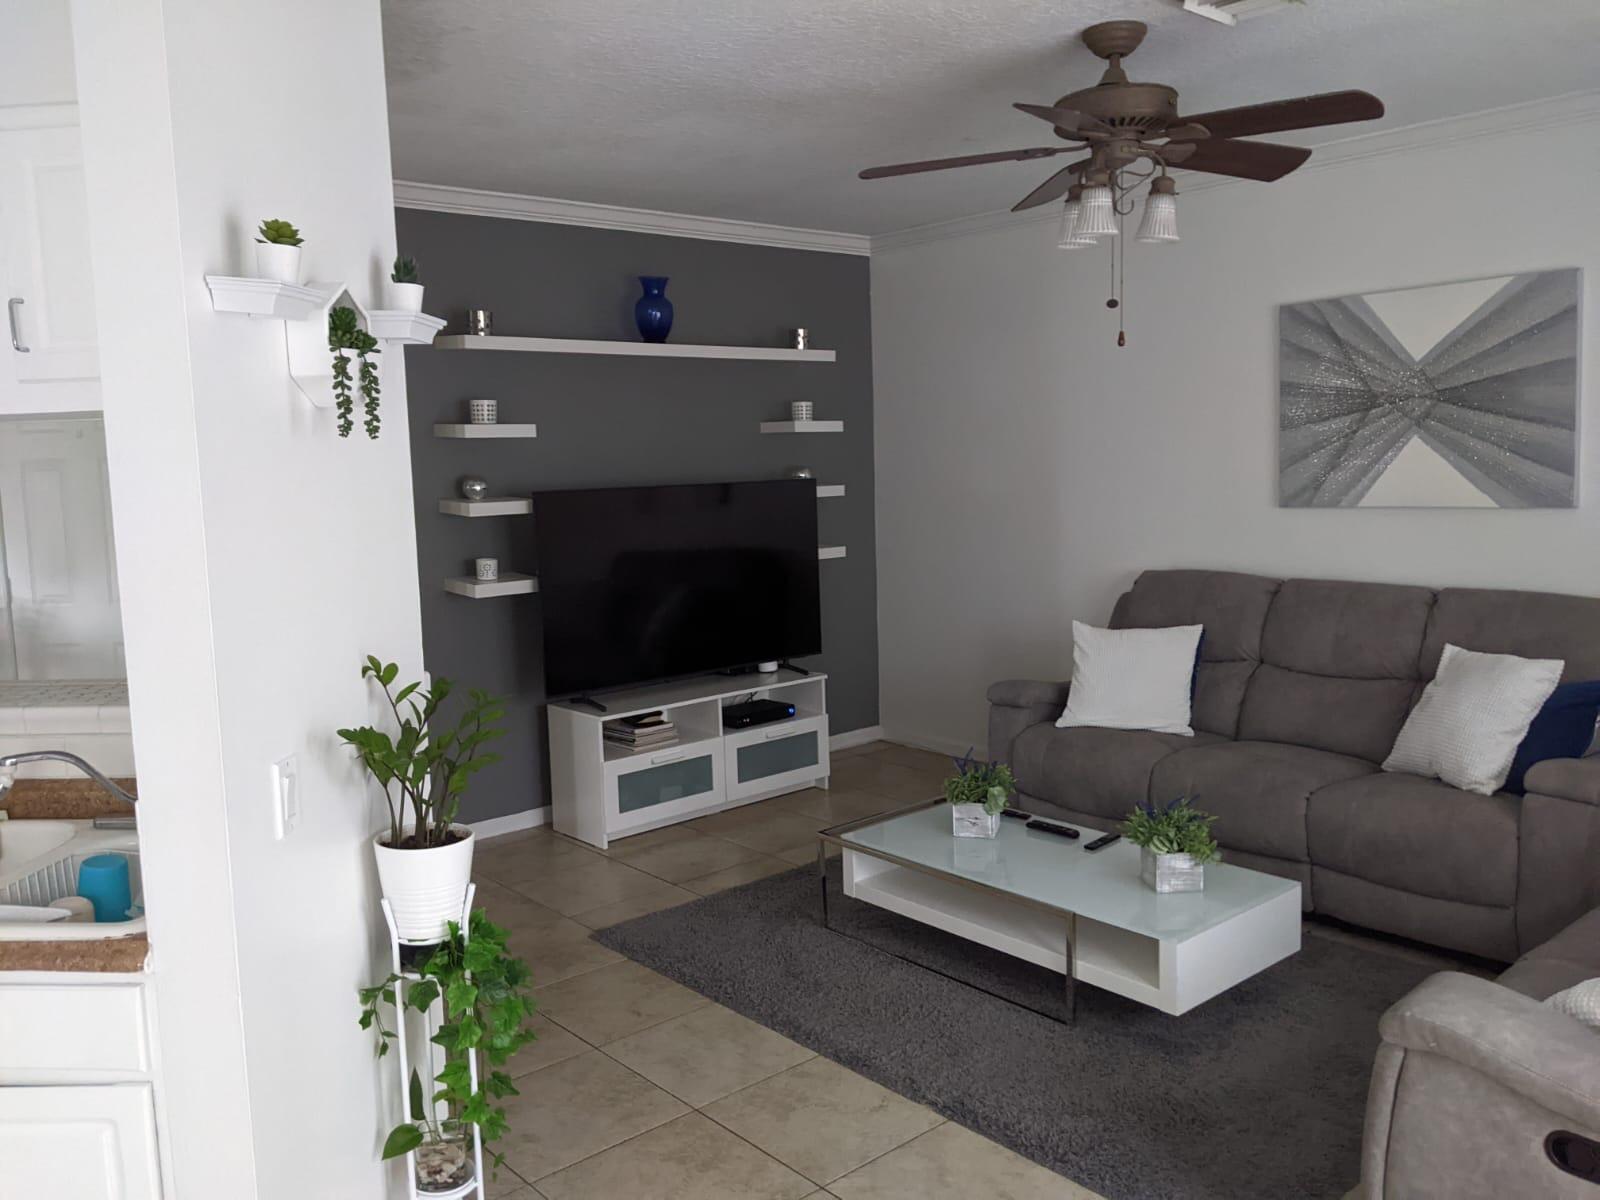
[0,750,138,828]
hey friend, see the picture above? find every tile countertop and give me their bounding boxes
[0,778,149,973]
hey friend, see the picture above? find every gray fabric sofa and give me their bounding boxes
[1360,907,1600,1197]
[988,569,1600,961]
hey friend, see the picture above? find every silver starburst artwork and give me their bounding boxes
[1279,269,1579,508]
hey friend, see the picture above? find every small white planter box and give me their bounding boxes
[951,804,1000,839]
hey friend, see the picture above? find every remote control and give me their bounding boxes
[1000,808,1032,822]
[1025,818,1080,840]
[1083,832,1121,852]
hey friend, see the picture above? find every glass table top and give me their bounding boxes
[835,804,1301,944]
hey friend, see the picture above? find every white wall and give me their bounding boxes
[71,0,421,1196]
[0,1,77,109]
[871,96,1600,755]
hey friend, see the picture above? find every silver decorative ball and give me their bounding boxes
[784,465,815,480]
[459,476,489,501]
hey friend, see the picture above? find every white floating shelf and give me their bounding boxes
[816,484,846,498]
[818,546,847,560]
[205,275,332,319]
[443,572,538,599]
[433,334,835,363]
[433,423,539,439]
[761,420,844,434]
[438,497,533,518]
[365,309,448,345]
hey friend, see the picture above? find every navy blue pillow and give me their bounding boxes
[1505,680,1600,794]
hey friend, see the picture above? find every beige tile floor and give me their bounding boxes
[470,739,1391,1199]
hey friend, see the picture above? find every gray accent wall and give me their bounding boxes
[397,208,878,822]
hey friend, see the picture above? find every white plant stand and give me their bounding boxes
[381,889,487,1200]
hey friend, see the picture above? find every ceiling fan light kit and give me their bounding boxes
[1056,185,1095,249]
[1135,175,1180,243]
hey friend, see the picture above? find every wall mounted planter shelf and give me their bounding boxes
[815,484,845,498]
[761,420,843,434]
[366,310,447,344]
[818,546,847,560]
[438,498,533,517]
[443,572,538,599]
[205,276,329,319]
[432,334,835,363]
[433,423,539,439]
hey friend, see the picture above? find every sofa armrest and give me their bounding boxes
[1524,757,1600,806]
[985,679,1070,709]
[1380,971,1600,1131]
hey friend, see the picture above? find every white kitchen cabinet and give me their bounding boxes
[0,115,100,413]
[0,1083,162,1199]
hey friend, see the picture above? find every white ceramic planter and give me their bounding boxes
[255,241,302,284]
[373,827,475,942]
[386,280,425,313]
[951,804,1000,839]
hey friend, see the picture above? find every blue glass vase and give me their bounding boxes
[634,276,674,343]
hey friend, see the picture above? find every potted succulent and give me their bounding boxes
[1123,796,1221,893]
[944,749,1014,838]
[255,218,304,283]
[328,306,382,439]
[387,256,425,312]
[339,656,505,942]
[359,909,537,1191]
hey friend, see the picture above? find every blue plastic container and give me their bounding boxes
[77,854,133,923]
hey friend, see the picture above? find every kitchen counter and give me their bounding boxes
[0,933,148,973]
[1,777,137,820]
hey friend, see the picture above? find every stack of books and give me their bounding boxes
[604,711,678,752]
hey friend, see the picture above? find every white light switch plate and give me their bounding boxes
[271,755,300,838]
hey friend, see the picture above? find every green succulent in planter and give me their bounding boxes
[328,305,382,439]
[255,217,303,246]
[944,749,1015,815]
[1122,796,1221,862]
[391,256,421,284]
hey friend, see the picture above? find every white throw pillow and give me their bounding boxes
[1546,978,1600,1032]
[1055,621,1203,736]
[1383,644,1563,795]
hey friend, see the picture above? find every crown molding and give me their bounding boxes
[870,89,1600,254]
[393,180,871,257]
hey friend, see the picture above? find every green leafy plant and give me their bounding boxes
[943,748,1014,816]
[328,306,382,439]
[391,256,420,284]
[1123,796,1221,863]
[337,656,506,851]
[358,909,537,1170]
[255,218,303,246]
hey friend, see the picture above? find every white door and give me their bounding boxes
[0,121,100,408]
[0,1083,162,1199]
[0,416,124,678]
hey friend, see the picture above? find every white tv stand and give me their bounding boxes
[548,670,829,850]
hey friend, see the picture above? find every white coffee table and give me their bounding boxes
[818,802,1301,1017]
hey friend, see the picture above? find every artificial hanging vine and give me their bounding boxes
[328,305,382,439]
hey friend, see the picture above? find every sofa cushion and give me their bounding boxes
[1499,907,1600,1001]
[1150,740,1376,862]
[1307,772,1520,907]
[1010,723,1221,822]
[1238,665,1419,764]
[1109,569,1280,738]
[1424,587,1600,682]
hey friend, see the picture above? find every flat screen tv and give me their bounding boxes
[531,480,821,698]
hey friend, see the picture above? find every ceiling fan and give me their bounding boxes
[859,18,1383,215]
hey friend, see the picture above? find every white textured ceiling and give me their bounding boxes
[382,0,1600,236]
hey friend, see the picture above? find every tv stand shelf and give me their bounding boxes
[549,671,829,850]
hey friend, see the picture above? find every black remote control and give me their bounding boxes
[1083,832,1121,852]
[1000,808,1032,822]
[1025,818,1080,840]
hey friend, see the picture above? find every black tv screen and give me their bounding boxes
[532,480,821,697]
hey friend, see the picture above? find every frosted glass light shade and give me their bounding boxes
[1076,185,1118,237]
[1136,191,1179,243]
[1056,200,1093,249]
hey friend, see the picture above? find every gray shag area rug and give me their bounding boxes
[593,860,1439,1200]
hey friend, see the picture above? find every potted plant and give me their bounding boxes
[339,656,505,941]
[944,748,1014,838]
[255,218,304,283]
[388,256,425,312]
[1123,796,1221,893]
[358,909,537,1191]
[328,306,382,439]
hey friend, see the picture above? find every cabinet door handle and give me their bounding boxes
[650,751,684,764]
[764,727,796,740]
[7,298,28,353]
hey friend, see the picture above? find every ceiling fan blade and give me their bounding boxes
[1179,90,1384,140]
[1011,161,1092,212]
[1175,138,1312,181]
[1013,103,1112,136]
[1159,124,1211,142]
[1156,142,1198,165]
[859,145,1075,180]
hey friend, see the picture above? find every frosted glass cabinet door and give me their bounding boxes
[615,752,717,814]
[726,715,830,801]
[0,1083,162,1199]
